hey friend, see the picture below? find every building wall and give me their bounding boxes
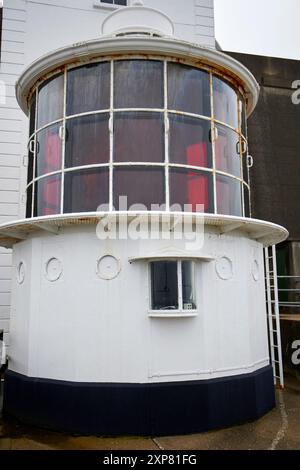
[226,51,300,240]
[0,0,215,347]
[0,0,27,349]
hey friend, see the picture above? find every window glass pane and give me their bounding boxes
[26,183,33,218]
[37,74,64,128]
[114,167,165,210]
[242,139,249,184]
[169,169,214,213]
[168,63,211,116]
[114,60,164,108]
[215,125,241,177]
[26,143,34,217]
[29,95,36,137]
[65,114,110,168]
[243,185,250,218]
[101,0,127,4]
[213,76,238,129]
[114,112,164,163]
[64,169,109,214]
[67,62,110,116]
[182,261,196,310]
[239,98,247,138]
[36,124,62,177]
[151,261,178,310]
[216,175,242,217]
[169,115,212,168]
[34,175,61,217]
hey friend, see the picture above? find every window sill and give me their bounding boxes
[93,2,124,11]
[148,312,198,318]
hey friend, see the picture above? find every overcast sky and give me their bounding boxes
[214,0,299,60]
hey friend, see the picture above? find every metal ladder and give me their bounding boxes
[264,245,284,389]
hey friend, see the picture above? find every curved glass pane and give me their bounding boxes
[34,175,61,217]
[114,167,165,211]
[169,115,212,168]
[169,168,213,213]
[114,60,164,109]
[239,99,247,138]
[64,169,109,213]
[36,124,62,177]
[37,74,64,129]
[168,63,211,116]
[67,62,110,116]
[114,112,164,163]
[26,183,33,218]
[243,184,250,218]
[213,76,238,129]
[29,95,36,137]
[65,114,110,168]
[216,175,242,217]
[215,125,241,177]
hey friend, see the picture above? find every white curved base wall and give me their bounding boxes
[8,225,269,384]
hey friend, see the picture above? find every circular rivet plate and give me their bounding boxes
[252,260,260,281]
[17,262,25,284]
[97,255,121,280]
[216,257,233,280]
[45,258,63,282]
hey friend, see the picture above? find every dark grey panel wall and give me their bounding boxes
[226,52,300,240]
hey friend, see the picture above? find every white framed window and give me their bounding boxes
[149,260,197,314]
[94,0,127,7]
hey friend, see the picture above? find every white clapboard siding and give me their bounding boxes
[0,190,19,202]
[0,0,26,345]
[194,0,215,47]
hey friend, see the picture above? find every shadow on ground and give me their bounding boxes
[0,375,299,450]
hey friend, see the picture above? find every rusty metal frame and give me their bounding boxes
[25,55,251,218]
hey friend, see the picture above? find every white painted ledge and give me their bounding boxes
[0,212,289,249]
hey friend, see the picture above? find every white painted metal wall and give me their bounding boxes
[9,228,269,383]
[0,0,215,349]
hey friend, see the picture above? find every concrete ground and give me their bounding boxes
[0,375,299,451]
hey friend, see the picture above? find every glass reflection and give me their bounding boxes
[170,169,213,213]
[114,167,165,210]
[215,125,241,177]
[243,185,250,218]
[64,169,109,214]
[65,114,110,168]
[114,60,164,108]
[37,74,64,129]
[182,261,196,310]
[213,76,238,129]
[67,62,110,116]
[216,175,242,217]
[29,95,36,137]
[168,63,211,116]
[151,261,178,311]
[36,124,62,177]
[114,112,164,163]
[169,115,212,168]
[34,175,61,217]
